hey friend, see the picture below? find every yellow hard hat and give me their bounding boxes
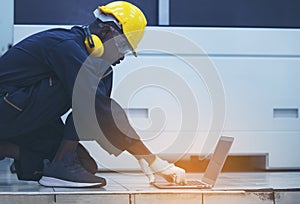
[95,1,147,56]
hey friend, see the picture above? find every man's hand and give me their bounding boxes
[138,156,186,184]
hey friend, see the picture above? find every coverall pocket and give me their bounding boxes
[1,88,31,113]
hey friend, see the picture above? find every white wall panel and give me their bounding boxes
[215,57,300,131]
[147,27,300,56]
[110,27,300,169]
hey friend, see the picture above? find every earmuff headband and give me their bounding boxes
[83,26,95,48]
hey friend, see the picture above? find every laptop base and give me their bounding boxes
[152,180,212,189]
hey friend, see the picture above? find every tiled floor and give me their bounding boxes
[0,158,300,204]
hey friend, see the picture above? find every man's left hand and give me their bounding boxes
[138,156,186,184]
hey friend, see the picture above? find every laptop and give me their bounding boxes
[152,136,234,189]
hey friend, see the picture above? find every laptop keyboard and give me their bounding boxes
[185,180,207,186]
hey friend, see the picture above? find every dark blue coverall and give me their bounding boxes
[0,26,141,181]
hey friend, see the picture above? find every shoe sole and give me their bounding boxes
[39,176,105,188]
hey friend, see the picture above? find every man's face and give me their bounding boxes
[97,22,132,66]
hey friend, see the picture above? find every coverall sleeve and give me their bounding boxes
[94,81,143,156]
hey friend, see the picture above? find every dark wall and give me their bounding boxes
[14,0,158,25]
[15,0,300,28]
[170,0,300,28]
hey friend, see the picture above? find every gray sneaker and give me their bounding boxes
[39,152,106,188]
[77,143,98,174]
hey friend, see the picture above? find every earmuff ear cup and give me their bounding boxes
[84,34,104,57]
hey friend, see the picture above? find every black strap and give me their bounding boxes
[83,26,95,48]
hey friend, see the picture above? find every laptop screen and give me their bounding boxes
[202,136,234,186]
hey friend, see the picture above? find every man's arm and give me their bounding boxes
[125,139,156,164]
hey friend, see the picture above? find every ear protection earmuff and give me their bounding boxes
[83,26,104,57]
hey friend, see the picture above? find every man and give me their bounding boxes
[0,1,185,187]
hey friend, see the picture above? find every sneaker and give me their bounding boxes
[76,143,98,174]
[39,152,106,188]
